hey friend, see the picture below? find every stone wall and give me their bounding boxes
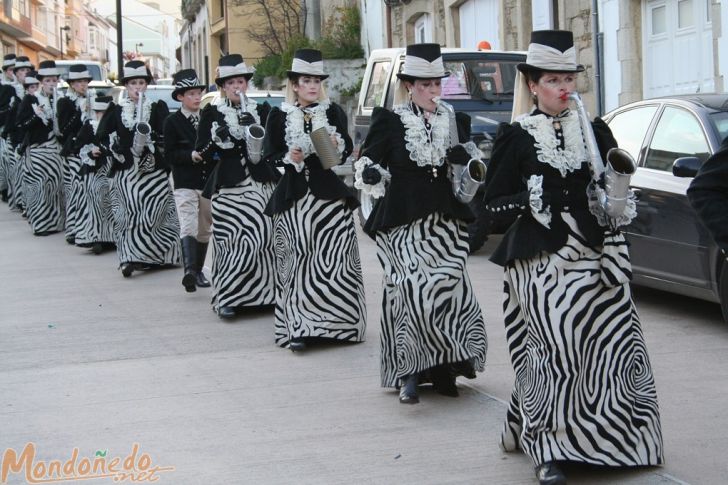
[324,58,367,103]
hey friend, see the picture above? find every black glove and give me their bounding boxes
[215,125,230,141]
[446,145,470,165]
[239,112,256,126]
[361,166,382,185]
[111,140,122,153]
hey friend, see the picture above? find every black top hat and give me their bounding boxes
[2,54,16,69]
[215,54,254,86]
[121,60,152,84]
[92,95,113,111]
[287,49,329,80]
[23,70,40,86]
[517,30,585,74]
[13,56,33,72]
[396,43,450,81]
[67,64,93,81]
[37,60,60,79]
[171,68,207,99]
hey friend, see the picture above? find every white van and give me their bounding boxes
[54,60,115,95]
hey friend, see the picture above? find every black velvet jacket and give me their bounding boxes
[196,101,277,197]
[15,93,56,149]
[0,83,19,129]
[74,118,110,175]
[56,95,87,156]
[687,137,728,255]
[483,110,618,266]
[1,92,22,146]
[262,101,355,216]
[358,105,474,237]
[164,110,213,191]
[94,98,169,173]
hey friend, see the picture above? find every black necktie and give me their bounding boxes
[189,114,199,129]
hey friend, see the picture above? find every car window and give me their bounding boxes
[56,64,103,81]
[709,111,728,142]
[645,106,710,171]
[248,95,283,108]
[442,59,519,100]
[364,61,391,108]
[606,105,657,161]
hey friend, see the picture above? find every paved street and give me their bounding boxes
[1,204,727,485]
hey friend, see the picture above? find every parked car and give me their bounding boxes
[353,47,527,252]
[55,60,115,96]
[603,94,728,320]
[199,90,285,109]
[110,85,182,112]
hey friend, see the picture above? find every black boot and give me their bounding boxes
[0,188,7,202]
[399,374,419,404]
[430,364,458,397]
[181,236,197,293]
[195,240,211,288]
[535,462,566,485]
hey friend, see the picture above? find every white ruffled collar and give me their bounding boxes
[392,102,449,168]
[213,97,260,140]
[65,88,96,122]
[120,96,152,131]
[280,101,345,160]
[35,90,53,119]
[14,82,24,99]
[516,108,587,176]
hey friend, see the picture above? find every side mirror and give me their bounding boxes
[672,156,701,178]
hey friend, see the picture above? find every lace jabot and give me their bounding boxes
[120,96,152,131]
[280,101,345,160]
[517,108,587,177]
[392,102,449,169]
[214,96,261,140]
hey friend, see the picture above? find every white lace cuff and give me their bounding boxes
[527,174,551,229]
[79,144,97,167]
[461,141,484,161]
[211,122,234,150]
[587,182,637,228]
[354,156,390,199]
[283,151,305,173]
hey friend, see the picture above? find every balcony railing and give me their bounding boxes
[0,4,32,37]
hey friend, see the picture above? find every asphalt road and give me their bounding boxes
[1,206,726,485]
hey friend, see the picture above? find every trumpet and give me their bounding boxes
[131,92,151,157]
[435,97,487,204]
[568,92,636,219]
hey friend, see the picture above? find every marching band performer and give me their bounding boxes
[74,95,115,254]
[354,43,486,403]
[57,64,95,245]
[0,53,17,202]
[15,61,65,235]
[263,49,366,351]
[95,60,179,277]
[1,56,33,212]
[195,54,278,317]
[483,31,663,484]
[164,69,212,293]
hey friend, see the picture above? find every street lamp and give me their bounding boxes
[59,25,71,60]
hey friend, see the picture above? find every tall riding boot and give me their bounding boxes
[181,235,198,293]
[399,374,419,404]
[195,240,211,287]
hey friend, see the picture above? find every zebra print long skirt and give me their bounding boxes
[63,155,84,239]
[6,145,24,212]
[273,192,366,347]
[376,213,487,388]
[0,137,7,193]
[23,141,65,234]
[109,166,180,267]
[210,179,276,311]
[75,159,114,246]
[500,213,663,467]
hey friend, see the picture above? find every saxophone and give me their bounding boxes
[235,89,265,164]
[131,92,151,157]
[51,86,61,137]
[436,98,487,204]
[568,92,636,219]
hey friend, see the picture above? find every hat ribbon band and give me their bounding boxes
[290,58,325,75]
[525,44,578,71]
[217,63,252,78]
[402,55,447,77]
[124,66,148,78]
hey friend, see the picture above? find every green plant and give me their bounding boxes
[317,6,364,60]
[339,76,363,98]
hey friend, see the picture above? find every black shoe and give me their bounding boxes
[289,337,306,352]
[195,271,211,288]
[65,235,75,245]
[430,365,459,397]
[535,462,566,485]
[181,236,198,293]
[34,231,51,237]
[121,263,134,278]
[0,189,7,202]
[399,374,419,404]
[218,306,236,319]
[91,243,103,255]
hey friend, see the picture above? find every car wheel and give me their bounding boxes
[719,260,728,322]
[466,197,493,253]
[358,189,375,228]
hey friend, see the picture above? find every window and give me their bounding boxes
[606,105,658,162]
[414,14,430,43]
[706,0,712,22]
[651,5,666,35]
[645,106,710,171]
[363,61,391,108]
[440,58,520,100]
[678,0,694,29]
